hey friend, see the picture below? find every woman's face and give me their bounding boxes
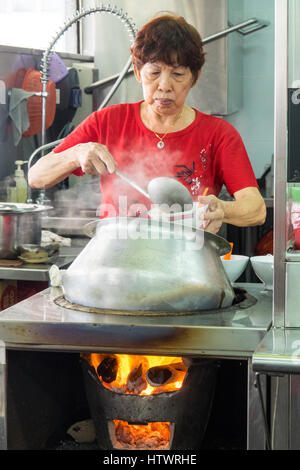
[134,61,197,116]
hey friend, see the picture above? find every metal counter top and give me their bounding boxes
[0,255,70,282]
[0,283,272,357]
[0,244,86,282]
[253,328,300,374]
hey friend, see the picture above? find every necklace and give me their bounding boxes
[153,109,184,149]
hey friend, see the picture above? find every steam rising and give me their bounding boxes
[54,148,189,218]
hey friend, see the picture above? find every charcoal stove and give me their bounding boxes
[81,355,218,450]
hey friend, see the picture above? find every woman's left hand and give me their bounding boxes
[197,195,225,234]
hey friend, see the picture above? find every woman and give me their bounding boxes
[29,14,266,234]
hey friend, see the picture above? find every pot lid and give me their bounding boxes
[84,217,232,257]
[0,203,53,214]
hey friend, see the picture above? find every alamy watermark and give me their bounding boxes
[97,196,205,251]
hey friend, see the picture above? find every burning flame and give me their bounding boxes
[84,353,187,395]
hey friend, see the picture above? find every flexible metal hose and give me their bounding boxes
[29,4,137,203]
[40,5,137,83]
[40,5,137,145]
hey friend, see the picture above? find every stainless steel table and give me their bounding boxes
[0,283,272,356]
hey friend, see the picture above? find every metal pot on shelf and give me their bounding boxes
[0,203,52,259]
[62,217,235,312]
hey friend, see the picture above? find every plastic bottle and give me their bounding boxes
[7,180,17,202]
[14,160,28,203]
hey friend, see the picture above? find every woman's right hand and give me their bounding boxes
[28,141,117,190]
[74,142,117,175]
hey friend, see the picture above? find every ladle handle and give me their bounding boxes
[115,169,150,200]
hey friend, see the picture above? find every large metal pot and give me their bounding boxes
[62,217,235,312]
[0,203,52,259]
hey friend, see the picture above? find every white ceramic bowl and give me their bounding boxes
[250,255,274,290]
[221,254,249,283]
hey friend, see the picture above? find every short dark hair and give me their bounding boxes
[131,14,206,83]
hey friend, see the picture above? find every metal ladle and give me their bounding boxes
[115,169,193,210]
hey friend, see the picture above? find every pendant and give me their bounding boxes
[157,141,164,149]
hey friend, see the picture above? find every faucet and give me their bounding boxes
[27,138,62,204]
[27,4,137,204]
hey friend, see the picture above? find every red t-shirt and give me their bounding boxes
[53,101,258,216]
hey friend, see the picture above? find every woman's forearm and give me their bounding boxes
[28,142,117,189]
[221,189,266,227]
[28,149,80,189]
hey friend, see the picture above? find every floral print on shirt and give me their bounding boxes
[173,144,211,196]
